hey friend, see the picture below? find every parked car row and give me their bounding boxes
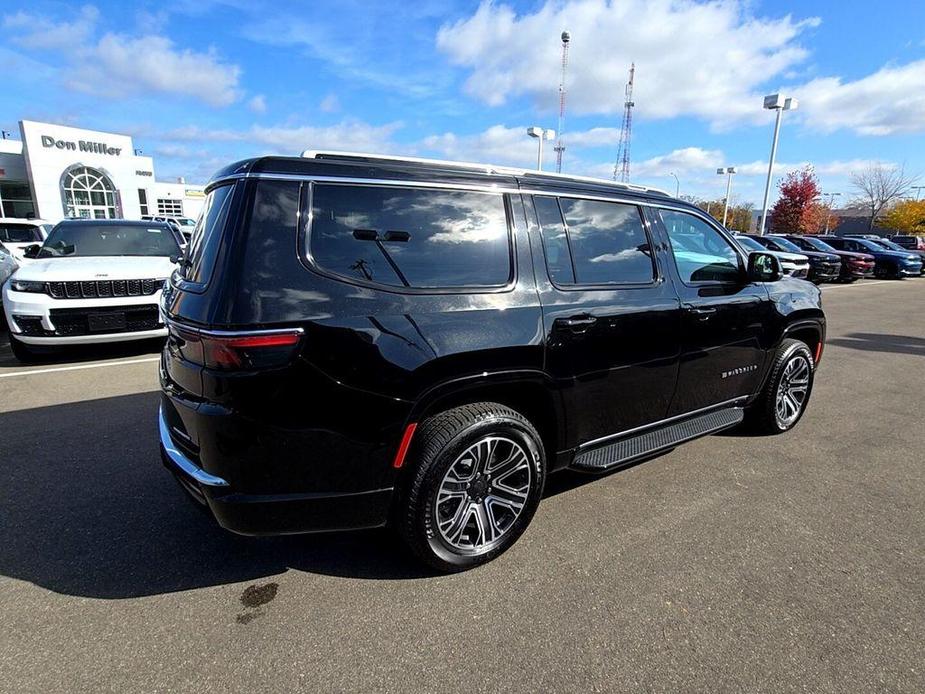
[733,232,923,282]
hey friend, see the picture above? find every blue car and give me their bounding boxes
[820,236,923,278]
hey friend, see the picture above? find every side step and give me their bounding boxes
[571,406,744,472]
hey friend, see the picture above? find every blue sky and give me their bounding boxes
[2,0,924,205]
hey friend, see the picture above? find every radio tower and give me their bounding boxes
[613,63,635,182]
[554,30,570,173]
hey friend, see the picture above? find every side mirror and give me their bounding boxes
[23,244,41,259]
[747,251,782,282]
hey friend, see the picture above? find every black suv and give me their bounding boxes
[158,152,825,571]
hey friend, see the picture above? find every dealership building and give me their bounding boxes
[0,120,205,223]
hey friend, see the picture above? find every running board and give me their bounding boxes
[571,406,744,472]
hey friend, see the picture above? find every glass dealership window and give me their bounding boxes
[0,181,36,218]
[157,198,183,216]
[61,166,119,219]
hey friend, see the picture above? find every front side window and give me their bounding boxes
[178,184,234,286]
[38,224,180,258]
[660,210,741,283]
[558,198,654,284]
[309,184,511,289]
[534,196,575,284]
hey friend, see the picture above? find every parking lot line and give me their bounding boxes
[0,356,160,379]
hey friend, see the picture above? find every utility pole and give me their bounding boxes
[613,63,635,183]
[553,31,570,174]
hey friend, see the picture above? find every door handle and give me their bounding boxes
[555,314,598,332]
[688,306,717,320]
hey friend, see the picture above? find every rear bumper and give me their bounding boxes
[158,405,394,535]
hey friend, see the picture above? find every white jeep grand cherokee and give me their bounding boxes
[2,219,181,362]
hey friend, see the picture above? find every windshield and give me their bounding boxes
[0,223,43,244]
[38,224,180,258]
[767,236,804,253]
[873,238,905,251]
[177,218,197,227]
[801,237,837,252]
[735,235,766,252]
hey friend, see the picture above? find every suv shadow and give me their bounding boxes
[0,393,437,599]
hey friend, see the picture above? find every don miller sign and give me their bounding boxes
[41,135,123,156]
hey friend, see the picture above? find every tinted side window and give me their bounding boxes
[178,183,234,286]
[533,196,575,284]
[309,184,511,289]
[660,210,741,283]
[558,198,654,284]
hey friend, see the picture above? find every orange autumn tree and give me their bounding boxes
[769,166,825,234]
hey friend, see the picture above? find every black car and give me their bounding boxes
[750,235,842,283]
[779,234,875,282]
[821,236,923,278]
[158,152,826,571]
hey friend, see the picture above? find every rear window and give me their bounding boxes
[308,184,512,289]
[178,184,234,286]
[0,223,42,243]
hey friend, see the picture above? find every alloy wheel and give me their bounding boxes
[434,436,532,553]
[775,355,811,428]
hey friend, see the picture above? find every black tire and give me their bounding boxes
[747,339,815,435]
[396,402,545,572]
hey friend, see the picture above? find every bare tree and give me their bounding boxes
[850,163,919,230]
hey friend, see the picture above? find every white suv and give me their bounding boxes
[0,218,54,261]
[2,219,181,361]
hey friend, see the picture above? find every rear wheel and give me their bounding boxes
[396,402,545,572]
[747,339,815,435]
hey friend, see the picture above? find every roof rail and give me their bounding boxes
[301,150,669,196]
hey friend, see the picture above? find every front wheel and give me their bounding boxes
[396,403,545,572]
[747,339,816,434]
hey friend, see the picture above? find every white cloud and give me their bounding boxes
[164,120,405,155]
[437,0,819,129]
[3,5,98,49]
[248,94,267,114]
[3,6,241,107]
[793,61,925,135]
[319,93,340,113]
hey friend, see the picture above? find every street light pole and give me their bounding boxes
[758,94,797,235]
[669,172,680,197]
[822,192,841,234]
[717,167,736,227]
[527,126,556,171]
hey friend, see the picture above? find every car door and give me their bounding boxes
[526,193,682,448]
[651,207,774,415]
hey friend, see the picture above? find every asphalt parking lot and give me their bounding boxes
[1,279,923,693]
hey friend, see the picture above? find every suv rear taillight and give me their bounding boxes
[169,323,303,370]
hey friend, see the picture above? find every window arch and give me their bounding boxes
[61,166,120,219]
